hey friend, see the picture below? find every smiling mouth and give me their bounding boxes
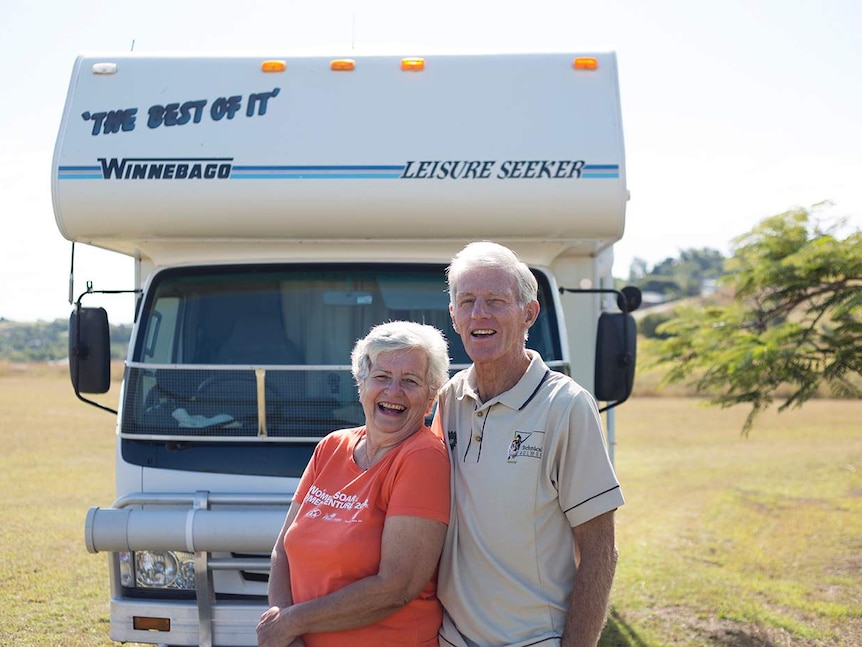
[471,329,496,337]
[378,402,406,413]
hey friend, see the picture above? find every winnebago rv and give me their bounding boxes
[52,52,639,646]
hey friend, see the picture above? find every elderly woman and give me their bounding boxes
[257,321,451,647]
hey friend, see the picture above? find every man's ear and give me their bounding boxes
[525,301,540,328]
[450,303,458,333]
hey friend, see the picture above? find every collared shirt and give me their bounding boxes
[434,352,624,647]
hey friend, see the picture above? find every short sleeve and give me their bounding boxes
[556,389,625,527]
[385,433,451,524]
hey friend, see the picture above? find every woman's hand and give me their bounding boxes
[257,605,298,647]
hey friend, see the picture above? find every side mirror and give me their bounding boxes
[69,307,111,394]
[617,285,643,313]
[594,312,637,403]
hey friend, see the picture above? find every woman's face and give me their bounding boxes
[359,348,435,441]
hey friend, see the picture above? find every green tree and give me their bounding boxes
[654,207,862,433]
[0,319,131,362]
[627,247,725,300]
[676,247,725,295]
[627,257,649,282]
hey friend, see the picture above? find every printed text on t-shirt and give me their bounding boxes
[304,485,370,511]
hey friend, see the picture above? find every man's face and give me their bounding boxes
[449,267,539,366]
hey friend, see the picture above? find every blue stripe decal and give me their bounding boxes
[231,165,405,180]
[582,164,620,179]
[233,165,405,171]
[57,163,620,180]
[57,165,102,180]
[233,173,402,179]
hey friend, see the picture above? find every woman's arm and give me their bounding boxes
[258,503,303,647]
[267,502,300,607]
[263,514,446,639]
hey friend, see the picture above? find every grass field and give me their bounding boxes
[1,365,860,646]
[611,397,862,646]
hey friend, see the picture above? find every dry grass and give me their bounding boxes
[0,367,119,646]
[609,398,862,646]
[1,365,860,646]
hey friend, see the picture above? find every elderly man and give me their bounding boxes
[434,241,624,647]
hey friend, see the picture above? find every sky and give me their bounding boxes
[2,0,861,323]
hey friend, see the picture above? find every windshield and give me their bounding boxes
[120,263,560,475]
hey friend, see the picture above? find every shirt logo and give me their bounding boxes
[507,431,543,462]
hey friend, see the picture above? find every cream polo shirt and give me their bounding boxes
[435,351,624,647]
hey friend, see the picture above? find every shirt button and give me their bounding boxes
[477,411,484,417]
[474,434,483,442]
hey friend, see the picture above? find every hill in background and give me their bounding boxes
[0,318,132,362]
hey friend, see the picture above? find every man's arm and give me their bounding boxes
[561,509,618,647]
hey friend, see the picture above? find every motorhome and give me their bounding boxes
[52,51,638,646]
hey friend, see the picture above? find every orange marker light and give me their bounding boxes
[261,60,287,73]
[401,58,425,71]
[573,57,599,71]
[133,616,171,632]
[331,59,356,71]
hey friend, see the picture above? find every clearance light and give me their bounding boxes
[330,59,356,71]
[261,60,287,73]
[573,57,599,71]
[92,62,118,75]
[133,616,171,632]
[401,58,425,71]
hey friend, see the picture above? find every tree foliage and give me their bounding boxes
[627,247,725,299]
[654,207,862,433]
[0,319,131,362]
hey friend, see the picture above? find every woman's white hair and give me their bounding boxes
[351,321,451,393]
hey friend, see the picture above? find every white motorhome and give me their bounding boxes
[53,52,639,646]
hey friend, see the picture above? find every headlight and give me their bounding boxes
[118,550,196,590]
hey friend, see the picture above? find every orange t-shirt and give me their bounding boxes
[285,425,450,647]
